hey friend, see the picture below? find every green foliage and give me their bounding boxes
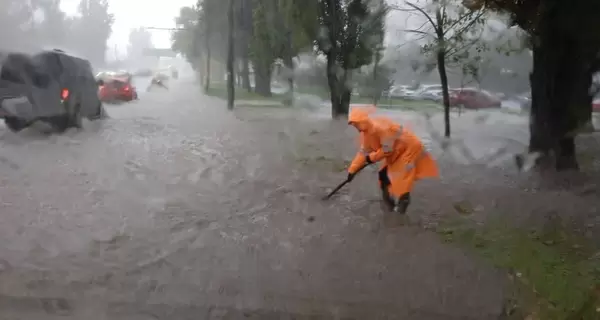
[249,0,313,66]
[35,0,70,46]
[291,0,387,116]
[293,0,387,70]
[171,0,229,62]
[249,0,279,67]
[75,0,114,59]
[440,217,600,319]
[171,5,202,61]
[0,0,113,64]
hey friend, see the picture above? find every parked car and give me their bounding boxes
[502,91,531,112]
[0,49,106,132]
[405,84,443,101]
[388,86,406,98]
[449,88,502,109]
[98,74,138,102]
[387,85,414,98]
[418,84,443,93]
[418,88,444,102]
[593,98,600,112]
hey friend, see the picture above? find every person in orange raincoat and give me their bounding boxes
[346,107,439,213]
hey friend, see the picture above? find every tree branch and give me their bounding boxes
[444,9,486,37]
[405,28,434,38]
[393,1,439,34]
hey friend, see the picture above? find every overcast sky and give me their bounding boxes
[60,0,196,57]
[56,0,422,60]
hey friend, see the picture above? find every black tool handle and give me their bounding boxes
[322,164,369,200]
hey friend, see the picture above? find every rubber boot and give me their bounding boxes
[381,187,395,211]
[393,193,411,214]
[378,169,394,211]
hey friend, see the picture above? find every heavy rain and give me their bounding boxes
[1,0,600,319]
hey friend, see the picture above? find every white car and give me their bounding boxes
[419,89,444,101]
[413,85,444,100]
[388,85,421,100]
[501,91,531,111]
[388,85,409,98]
[419,84,443,92]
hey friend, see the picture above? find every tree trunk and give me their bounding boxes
[253,61,272,97]
[437,49,451,137]
[226,0,235,110]
[371,58,380,105]
[196,55,204,86]
[282,29,294,106]
[528,15,595,171]
[240,0,252,92]
[434,10,451,138]
[327,54,350,118]
[203,24,211,93]
[283,57,294,106]
[241,57,251,91]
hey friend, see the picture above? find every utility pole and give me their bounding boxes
[226,0,235,110]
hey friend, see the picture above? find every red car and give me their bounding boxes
[593,99,600,112]
[449,88,501,109]
[98,76,138,102]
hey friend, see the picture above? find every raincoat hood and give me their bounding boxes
[348,106,376,126]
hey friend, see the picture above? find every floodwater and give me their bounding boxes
[0,78,598,319]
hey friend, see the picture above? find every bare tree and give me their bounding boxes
[393,0,486,137]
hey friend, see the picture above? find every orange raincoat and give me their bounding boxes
[347,107,439,200]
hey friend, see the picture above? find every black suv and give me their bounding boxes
[0,49,106,132]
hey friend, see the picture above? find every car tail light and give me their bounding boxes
[123,85,130,92]
[61,88,69,100]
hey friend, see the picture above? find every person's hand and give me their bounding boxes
[347,172,355,182]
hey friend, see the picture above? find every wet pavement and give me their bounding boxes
[0,78,597,319]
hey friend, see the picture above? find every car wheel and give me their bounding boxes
[69,103,83,128]
[46,115,70,133]
[4,117,28,132]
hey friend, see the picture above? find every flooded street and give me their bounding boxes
[0,79,597,319]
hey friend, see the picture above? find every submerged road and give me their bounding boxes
[0,77,534,319]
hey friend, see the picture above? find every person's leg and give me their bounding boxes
[394,192,411,214]
[386,163,416,214]
[378,167,395,209]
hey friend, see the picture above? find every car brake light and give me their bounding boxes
[61,89,69,100]
[123,85,130,91]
